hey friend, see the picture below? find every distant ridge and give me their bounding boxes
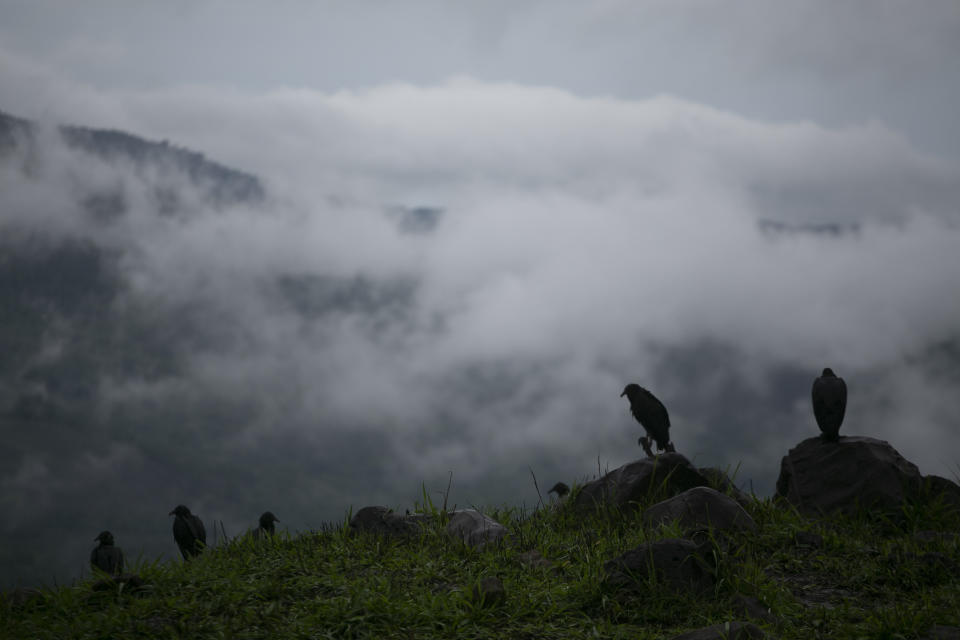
[757,219,860,237]
[0,109,265,206]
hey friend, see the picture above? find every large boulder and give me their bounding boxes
[643,487,757,534]
[574,453,708,513]
[776,436,923,515]
[604,538,714,594]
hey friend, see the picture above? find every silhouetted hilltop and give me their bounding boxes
[0,109,264,207]
[0,108,269,427]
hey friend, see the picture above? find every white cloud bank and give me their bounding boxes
[2,63,960,586]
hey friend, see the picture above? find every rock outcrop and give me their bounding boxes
[574,453,708,513]
[776,436,924,515]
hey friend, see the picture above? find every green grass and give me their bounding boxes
[3,481,959,639]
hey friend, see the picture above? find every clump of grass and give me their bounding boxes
[3,471,959,639]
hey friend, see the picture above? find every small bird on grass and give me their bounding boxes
[90,530,124,575]
[169,504,206,560]
[254,511,280,539]
[621,383,675,458]
[548,482,570,499]
[812,367,847,442]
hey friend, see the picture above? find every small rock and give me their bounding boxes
[669,621,766,640]
[446,510,507,549]
[470,576,506,607]
[643,487,757,534]
[349,506,422,537]
[604,538,714,594]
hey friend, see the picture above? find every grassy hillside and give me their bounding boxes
[3,479,959,639]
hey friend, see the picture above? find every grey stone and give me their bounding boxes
[604,538,714,594]
[776,436,924,516]
[574,453,708,513]
[669,621,766,640]
[446,509,507,549]
[643,486,757,533]
[349,506,423,537]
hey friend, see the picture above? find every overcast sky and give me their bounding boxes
[1,0,959,589]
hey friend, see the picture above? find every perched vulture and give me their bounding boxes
[256,511,280,537]
[169,504,206,560]
[621,383,674,457]
[812,367,847,442]
[547,482,570,499]
[90,530,124,575]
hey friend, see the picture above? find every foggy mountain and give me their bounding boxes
[0,111,454,588]
[1,105,958,590]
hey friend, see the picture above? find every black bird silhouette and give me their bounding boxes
[90,531,124,575]
[621,383,674,457]
[812,367,847,442]
[256,511,280,537]
[547,482,570,499]
[169,504,206,559]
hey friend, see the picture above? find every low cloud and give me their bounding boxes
[1,75,959,587]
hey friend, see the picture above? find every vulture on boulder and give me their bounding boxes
[621,383,675,458]
[812,368,847,442]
